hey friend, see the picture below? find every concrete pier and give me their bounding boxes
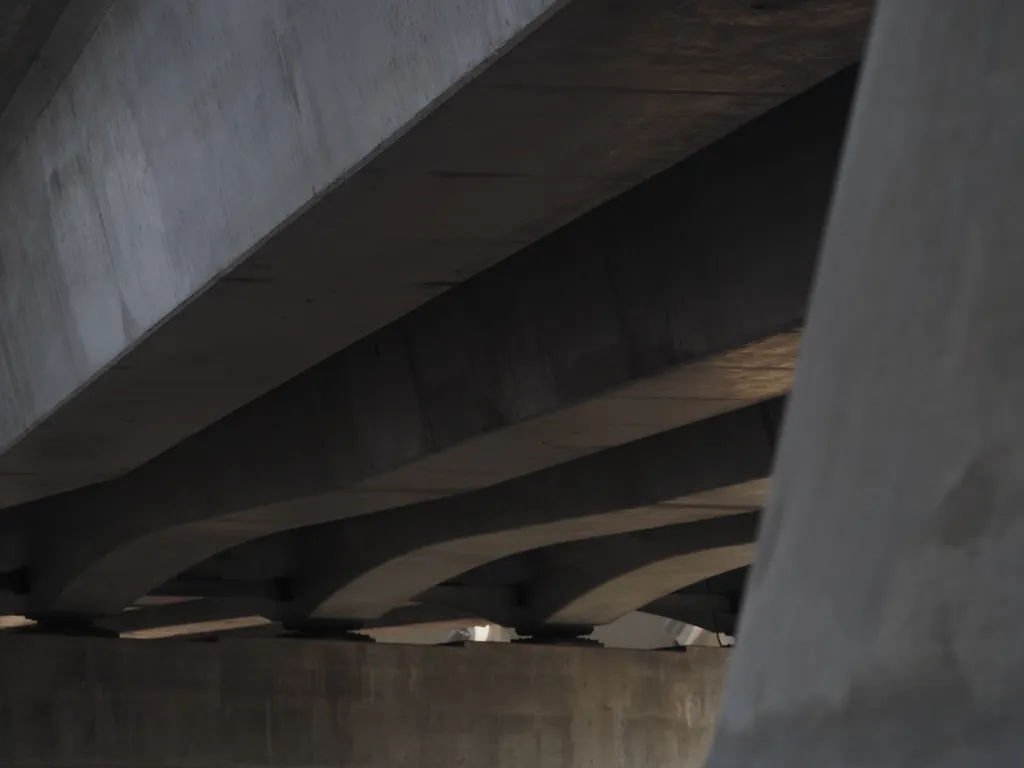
[0,635,727,768]
[707,1,1024,765]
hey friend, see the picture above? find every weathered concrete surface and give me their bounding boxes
[0,0,566,503]
[0,635,729,768]
[0,0,871,508]
[24,68,855,619]
[707,2,1024,766]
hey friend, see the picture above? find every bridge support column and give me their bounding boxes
[708,1,1024,765]
[0,635,726,768]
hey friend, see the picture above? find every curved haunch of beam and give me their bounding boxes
[640,567,748,635]
[286,399,778,622]
[506,512,761,633]
[23,67,852,620]
[544,544,755,628]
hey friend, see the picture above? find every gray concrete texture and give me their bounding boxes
[707,1,1024,766]
[0,0,565,501]
[0,634,729,768]
[25,67,855,619]
[0,0,870,508]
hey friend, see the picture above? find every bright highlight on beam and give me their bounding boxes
[0,615,34,630]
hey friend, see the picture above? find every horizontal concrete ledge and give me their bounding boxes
[0,634,729,768]
[45,566,749,639]
[81,597,482,640]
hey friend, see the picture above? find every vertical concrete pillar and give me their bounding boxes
[707,1,1024,765]
[0,636,727,768]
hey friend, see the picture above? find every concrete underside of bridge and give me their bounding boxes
[10,64,854,629]
[10,1,1017,763]
[0,0,870,508]
[0,635,729,768]
[0,0,867,672]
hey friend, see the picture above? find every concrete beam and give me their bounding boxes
[286,398,777,622]
[640,566,748,634]
[150,396,774,629]
[91,598,486,641]
[517,512,759,631]
[643,593,734,617]
[95,597,275,638]
[0,635,729,768]
[24,67,855,619]
[707,2,1024,765]
[642,602,738,637]
[0,1,870,508]
[0,0,567,503]
[418,513,758,632]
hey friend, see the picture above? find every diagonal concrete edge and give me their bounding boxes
[0,0,567,490]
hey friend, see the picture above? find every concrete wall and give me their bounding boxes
[0,635,728,768]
